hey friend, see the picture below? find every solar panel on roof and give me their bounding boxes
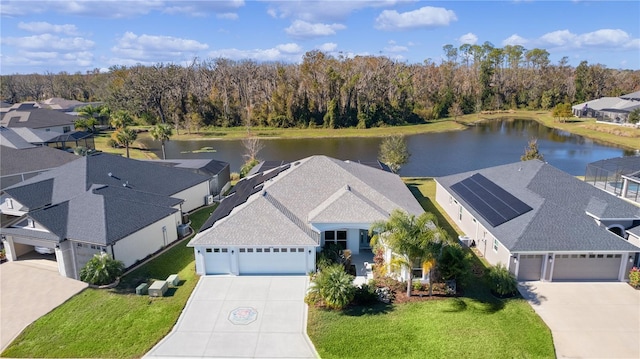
[450,173,532,227]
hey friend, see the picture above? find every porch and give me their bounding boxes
[350,249,374,285]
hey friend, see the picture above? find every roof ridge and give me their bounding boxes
[263,191,320,244]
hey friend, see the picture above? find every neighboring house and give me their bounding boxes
[143,159,231,198]
[0,103,77,133]
[0,127,79,189]
[572,90,640,124]
[0,153,213,279]
[188,155,424,276]
[247,159,391,176]
[0,125,94,151]
[585,156,640,204]
[436,160,640,282]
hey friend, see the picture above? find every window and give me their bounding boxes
[493,238,498,252]
[596,254,604,258]
[264,248,271,253]
[281,248,287,252]
[205,248,212,253]
[324,230,347,250]
[615,254,622,258]
[63,126,71,133]
[579,254,586,258]
[589,254,596,258]
[337,231,347,240]
[5,198,13,209]
[77,243,83,247]
[325,231,335,240]
[221,248,228,253]
[214,248,220,253]
[297,248,304,252]
[239,248,246,253]
[247,248,253,253]
[606,254,613,258]
[273,248,280,253]
[256,248,263,253]
[458,206,463,221]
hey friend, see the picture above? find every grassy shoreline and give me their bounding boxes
[95,110,640,160]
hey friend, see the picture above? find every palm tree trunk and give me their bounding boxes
[407,272,412,297]
[428,268,433,297]
[125,144,130,158]
[161,141,167,160]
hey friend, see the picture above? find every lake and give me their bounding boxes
[139,119,637,177]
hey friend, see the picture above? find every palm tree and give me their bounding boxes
[77,104,109,131]
[114,128,138,158]
[110,110,134,130]
[79,252,124,286]
[150,124,173,160]
[370,209,449,297]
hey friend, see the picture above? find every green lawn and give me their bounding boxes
[306,177,555,359]
[1,206,215,358]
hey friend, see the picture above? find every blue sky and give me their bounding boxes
[1,1,639,75]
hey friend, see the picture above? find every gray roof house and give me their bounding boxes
[0,153,214,279]
[0,103,77,133]
[143,158,231,197]
[572,90,640,124]
[435,160,640,282]
[188,155,423,276]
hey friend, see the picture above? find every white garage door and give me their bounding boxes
[518,254,544,281]
[238,247,307,274]
[204,248,231,274]
[552,254,622,281]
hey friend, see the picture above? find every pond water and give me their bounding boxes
[139,119,636,177]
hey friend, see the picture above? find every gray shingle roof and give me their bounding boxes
[143,158,229,176]
[0,145,78,178]
[436,160,640,252]
[189,155,423,247]
[0,107,76,129]
[3,153,205,245]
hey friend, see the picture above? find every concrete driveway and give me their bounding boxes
[0,260,87,351]
[145,276,318,359]
[518,281,640,359]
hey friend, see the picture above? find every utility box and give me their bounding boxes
[166,274,180,286]
[136,283,149,295]
[148,280,168,297]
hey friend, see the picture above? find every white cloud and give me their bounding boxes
[2,34,94,52]
[276,43,302,53]
[539,30,576,47]
[536,28,638,49]
[1,0,245,18]
[458,33,478,45]
[18,22,79,35]
[318,42,338,52]
[216,12,239,20]
[502,34,528,46]
[384,45,409,53]
[208,43,305,62]
[266,0,402,22]
[375,6,457,31]
[111,32,208,62]
[579,29,629,46]
[285,20,346,39]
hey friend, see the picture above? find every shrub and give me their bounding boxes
[353,282,379,305]
[487,263,518,297]
[438,244,471,287]
[240,159,259,178]
[230,172,240,181]
[629,267,640,288]
[80,252,124,286]
[305,264,356,310]
[106,138,119,148]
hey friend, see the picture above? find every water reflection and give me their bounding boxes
[140,118,634,177]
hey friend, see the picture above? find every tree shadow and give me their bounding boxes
[442,297,468,312]
[405,181,460,240]
[343,303,394,317]
[516,281,548,306]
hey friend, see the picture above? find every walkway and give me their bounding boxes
[518,281,640,359]
[145,276,318,358]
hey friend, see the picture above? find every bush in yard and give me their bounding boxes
[305,264,356,310]
[629,267,640,288]
[487,263,518,297]
[438,244,471,288]
[80,252,124,286]
[353,282,379,305]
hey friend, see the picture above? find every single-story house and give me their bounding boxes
[1,103,77,134]
[572,90,640,123]
[0,153,214,279]
[188,155,424,276]
[435,160,640,282]
[143,159,231,198]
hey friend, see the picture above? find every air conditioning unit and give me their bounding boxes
[205,195,214,205]
[177,224,190,237]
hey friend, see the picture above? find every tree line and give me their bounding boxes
[2,43,639,131]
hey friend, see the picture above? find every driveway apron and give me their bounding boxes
[518,281,640,359]
[145,276,318,359]
[0,261,87,351]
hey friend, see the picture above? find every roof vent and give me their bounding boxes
[108,172,113,177]
[345,185,351,191]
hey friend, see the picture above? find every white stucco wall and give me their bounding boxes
[111,214,178,268]
[0,195,28,216]
[312,222,371,255]
[172,180,210,213]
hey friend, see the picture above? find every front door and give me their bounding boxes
[359,229,370,249]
